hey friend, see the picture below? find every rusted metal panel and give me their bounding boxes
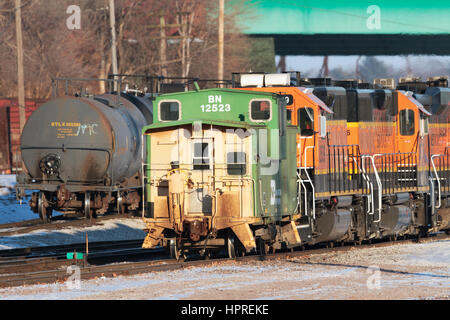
[0,98,45,172]
[0,107,11,173]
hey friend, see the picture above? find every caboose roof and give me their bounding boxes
[143,119,253,134]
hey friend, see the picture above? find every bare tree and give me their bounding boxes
[0,0,254,98]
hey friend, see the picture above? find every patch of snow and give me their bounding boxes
[0,175,63,224]
[0,218,147,250]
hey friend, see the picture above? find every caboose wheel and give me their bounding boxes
[169,239,182,261]
[227,234,236,259]
[256,238,269,255]
[227,232,244,258]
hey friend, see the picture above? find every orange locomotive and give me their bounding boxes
[404,77,450,231]
[234,73,449,245]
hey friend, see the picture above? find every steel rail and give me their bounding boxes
[0,233,447,289]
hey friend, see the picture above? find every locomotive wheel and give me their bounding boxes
[38,192,52,223]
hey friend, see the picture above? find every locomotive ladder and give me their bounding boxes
[298,146,316,222]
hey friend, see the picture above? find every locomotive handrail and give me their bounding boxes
[354,157,374,217]
[327,144,361,194]
[363,155,382,223]
[299,146,315,220]
[431,154,445,209]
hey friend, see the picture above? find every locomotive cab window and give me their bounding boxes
[298,107,314,136]
[159,101,180,121]
[399,109,415,136]
[250,100,271,121]
[193,142,211,170]
[227,152,246,175]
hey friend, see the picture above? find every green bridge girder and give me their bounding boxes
[239,0,450,55]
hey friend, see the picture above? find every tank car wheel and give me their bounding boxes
[38,192,52,223]
[84,192,96,219]
[117,193,125,215]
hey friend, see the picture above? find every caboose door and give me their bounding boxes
[188,137,214,215]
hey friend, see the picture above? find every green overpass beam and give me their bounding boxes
[238,0,450,55]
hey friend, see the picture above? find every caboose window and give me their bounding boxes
[227,152,246,175]
[193,142,210,170]
[159,101,180,121]
[250,100,271,121]
[400,109,415,136]
[298,107,314,136]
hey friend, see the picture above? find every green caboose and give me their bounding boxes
[141,87,303,258]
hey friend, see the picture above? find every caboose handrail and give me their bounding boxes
[431,154,444,209]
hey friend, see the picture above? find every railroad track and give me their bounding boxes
[0,239,167,286]
[0,213,142,236]
[0,239,145,260]
[0,233,448,289]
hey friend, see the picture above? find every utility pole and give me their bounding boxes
[159,13,168,79]
[15,0,26,134]
[218,0,224,86]
[109,0,118,91]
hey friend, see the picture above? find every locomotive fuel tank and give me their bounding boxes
[380,205,412,236]
[19,93,152,189]
[314,208,352,242]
